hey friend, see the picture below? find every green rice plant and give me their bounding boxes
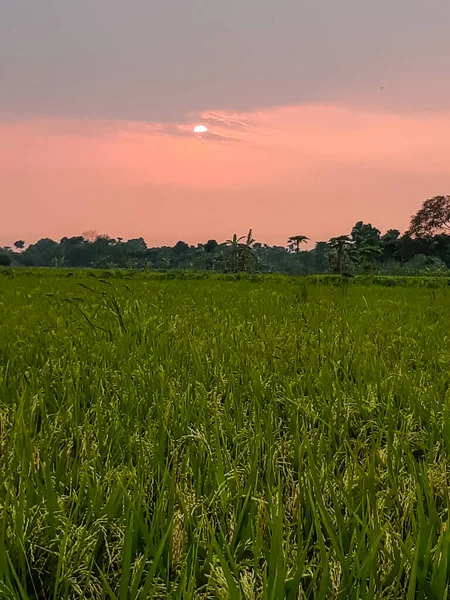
[1,274,450,597]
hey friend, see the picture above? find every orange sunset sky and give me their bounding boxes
[1,1,450,247]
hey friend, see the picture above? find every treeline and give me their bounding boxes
[2,195,450,275]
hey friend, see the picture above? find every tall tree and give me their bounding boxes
[349,222,382,271]
[408,195,450,238]
[14,240,25,250]
[350,222,381,249]
[311,241,329,272]
[287,235,309,253]
[350,222,381,270]
[380,229,400,262]
[171,240,192,268]
[327,235,354,274]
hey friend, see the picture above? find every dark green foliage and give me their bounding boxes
[380,229,401,261]
[408,195,450,237]
[0,252,11,266]
[203,239,218,253]
[6,193,450,275]
[327,235,354,274]
[351,221,381,248]
[287,234,309,253]
[224,230,257,273]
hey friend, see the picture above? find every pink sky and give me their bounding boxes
[2,103,450,247]
[2,1,450,248]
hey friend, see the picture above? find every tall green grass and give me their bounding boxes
[1,274,450,598]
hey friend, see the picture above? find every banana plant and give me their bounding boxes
[225,229,257,273]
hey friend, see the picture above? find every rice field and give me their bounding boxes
[1,271,450,599]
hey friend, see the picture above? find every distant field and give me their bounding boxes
[1,271,450,598]
[3,266,450,286]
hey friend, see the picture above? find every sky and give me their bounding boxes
[1,0,450,247]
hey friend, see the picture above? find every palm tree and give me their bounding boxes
[287,235,309,253]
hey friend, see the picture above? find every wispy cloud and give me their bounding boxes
[197,112,254,132]
[154,123,245,144]
[96,119,247,144]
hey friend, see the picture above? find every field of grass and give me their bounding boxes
[1,271,450,598]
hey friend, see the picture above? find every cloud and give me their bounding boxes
[1,1,450,121]
[197,113,254,132]
[3,103,450,184]
[149,123,245,144]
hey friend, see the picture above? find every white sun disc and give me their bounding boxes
[194,125,208,134]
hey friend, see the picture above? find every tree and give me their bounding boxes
[91,235,116,267]
[117,237,147,268]
[125,237,147,251]
[396,234,432,263]
[287,235,309,253]
[432,234,450,267]
[349,222,382,271]
[23,238,60,266]
[327,235,355,274]
[380,229,400,262]
[204,239,218,253]
[14,240,25,250]
[311,242,329,273]
[59,236,93,267]
[171,240,192,268]
[351,222,381,249]
[408,195,450,238]
[173,240,190,255]
[0,252,11,266]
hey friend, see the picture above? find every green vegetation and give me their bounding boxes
[3,195,450,276]
[1,270,450,598]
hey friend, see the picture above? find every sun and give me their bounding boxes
[193,125,208,134]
